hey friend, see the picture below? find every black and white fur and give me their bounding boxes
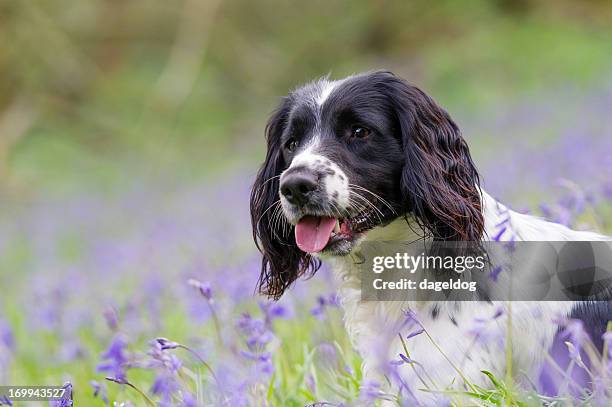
[250,71,610,404]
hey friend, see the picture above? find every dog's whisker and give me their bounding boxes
[278,211,292,237]
[255,200,281,235]
[254,175,281,196]
[345,197,366,215]
[349,190,385,222]
[271,204,290,238]
[260,200,291,242]
[348,184,397,215]
[328,200,346,220]
[270,204,282,235]
[345,197,370,220]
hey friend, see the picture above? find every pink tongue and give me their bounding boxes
[295,216,337,253]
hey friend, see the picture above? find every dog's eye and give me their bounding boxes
[351,126,371,138]
[285,138,299,152]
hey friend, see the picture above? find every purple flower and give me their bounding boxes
[540,203,553,219]
[188,279,213,302]
[236,313,274,350]
[556,206,573,227]
[180,392,198,407]
[156,337,180,350]
[558,318,587,359]
[102,306,119,331]
[557,179,587,216]
[0,395,13,406]
[0,320,14,351]
[310,294,339,319]
[342,363,355,377]
[492,226,507,241]
[148,340,183,372]
[147,340,184,404]
[540,203,573,227]
[259,300,290,321]
[316,342,338,370]
[467,307,505,346]
[240,350,274,375]
[489,265,503,282]
[59,340,86,362]
[490,306,504,320]
[306,373,316,393]
[391,353,416,366]
[151,372,181,398]
[386,362,422,405]
[492,203,518,244]
[89,380,109,405]
[49,382,72,407]
[96,335,129,381]
[406,327,424,340]
[358,380,382,404]
[400,308,423,333]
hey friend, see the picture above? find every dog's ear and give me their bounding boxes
[376,71,484,241]
[250,97,321,300]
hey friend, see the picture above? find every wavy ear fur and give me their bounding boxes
[250,98,321,300]
[377,71,484,241]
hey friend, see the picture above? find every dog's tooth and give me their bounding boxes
[334,220,340,233]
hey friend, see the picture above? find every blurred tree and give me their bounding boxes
[0,0,611,186]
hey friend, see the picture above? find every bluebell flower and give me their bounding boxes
[467,307,505,346]
[492,226,507,241]
[316,342,338,370]
[180,392,198,407]
[236,313,274,350]
[558,318,587,359]
[390,353,416,366]
[406,328,424,340]
[147,340,184,405]
[49,382,72,407]
[240,350,273,375]
[102,306,119,331]
[358,380,382,405]
[259,300,290,321]
[310,294,339,319]
[151,372,181,399]
[156,337,180,350]
[96,335,129,381]
[188,279,213,302]
[489,265,503,282]
[0,395,13,406]
[0,320,14,350]
[400,308,423,333]
[89,380,109,405]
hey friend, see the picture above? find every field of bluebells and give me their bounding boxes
[0,74,611,407]
[2,1,612,405]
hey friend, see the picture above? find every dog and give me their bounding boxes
[250,71,611,405]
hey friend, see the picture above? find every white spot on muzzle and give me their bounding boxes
[323,160,349,208]
[284,145,349,211]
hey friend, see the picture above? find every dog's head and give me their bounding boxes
[250,71,483,299]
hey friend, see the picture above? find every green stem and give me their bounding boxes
[398,333,434,390]
[106,378,156,407]
[207,301,223,347]
[422,328,478,393]
[178,344,220,385]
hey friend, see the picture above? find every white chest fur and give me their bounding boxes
[321,193,605,404]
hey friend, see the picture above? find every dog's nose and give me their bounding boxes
[280,172,318,206]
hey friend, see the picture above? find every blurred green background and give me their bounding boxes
[2,0,611,193]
